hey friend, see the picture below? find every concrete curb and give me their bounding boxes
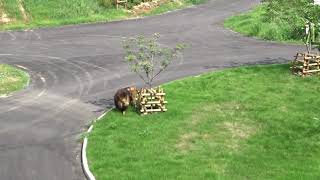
[81,107,115,180]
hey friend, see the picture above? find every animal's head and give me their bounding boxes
[120,96,130,106]
[127,86,137,93]
[127,86,138,97]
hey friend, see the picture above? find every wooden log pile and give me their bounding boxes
[116,0,127,9]
[136,87,167,115]
[291,52,320,76]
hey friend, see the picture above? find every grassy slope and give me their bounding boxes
[1,0,205,31]
[0,64,29,95]
[224,4,302,44]
[145,0,206,16]
[1,0,128,30]
[88,64,320,179]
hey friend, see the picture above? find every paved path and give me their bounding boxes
[0,0,303,179]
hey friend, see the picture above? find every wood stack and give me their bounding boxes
[136,87,167,115]
[291,52,320,76]
[116,0,127,9]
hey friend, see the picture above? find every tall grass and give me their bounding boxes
[2,0,23,20]
[1,0,129,30]
[24,0,110,19]
[1,0,207,30]
[224,4,304,43]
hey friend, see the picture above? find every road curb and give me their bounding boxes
[81,107,114,180]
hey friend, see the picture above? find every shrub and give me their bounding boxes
[97,0,115,9]
[98,0,146,9]
[262,0,320,25]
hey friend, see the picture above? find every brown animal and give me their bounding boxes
[114,87,138,114]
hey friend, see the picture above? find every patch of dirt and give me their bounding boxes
[175,102,258,154]
[132,0,170,15]
[0,9,11,24]
[220,121,257,150]
[190,102,242,126]
[175,132,198,153]
[7,77,20,82]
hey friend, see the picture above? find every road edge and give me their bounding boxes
[81,108,114,180]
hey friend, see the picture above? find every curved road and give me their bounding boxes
[0,0,303,179]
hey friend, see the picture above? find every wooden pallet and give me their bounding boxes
[136,87,167,115]
[291,52,320,76]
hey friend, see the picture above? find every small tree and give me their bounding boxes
[304,20,320,53]
[123,33,186,88]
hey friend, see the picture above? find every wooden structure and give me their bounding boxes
[291,52,320,76]
[136,87,167,115]
[116,0,127,9]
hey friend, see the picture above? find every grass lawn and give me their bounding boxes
[87,64,320,179]
[224,4,302,44]
[1,0,205,31]
[0,64,29,96]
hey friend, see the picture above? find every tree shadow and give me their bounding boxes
[87,98,114,113]
[203,57,290,69]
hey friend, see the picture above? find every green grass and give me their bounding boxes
[87,64,320,179]
[1,0,129,30]
[144,0,206,16]
[1,0,206,31]
[224,4,303,44]
[0,64,29,95]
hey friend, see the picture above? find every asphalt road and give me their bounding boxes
[0,0,304,179]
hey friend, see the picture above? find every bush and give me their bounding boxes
[97,0,115,9]
[225,1,320,42]
[127,0,144,9]
[263,0,320,25]
[98,0,145,9]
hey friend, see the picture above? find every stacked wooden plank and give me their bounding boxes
[136,87,167,115]
[291,52,320,76]
[116,0,127,9]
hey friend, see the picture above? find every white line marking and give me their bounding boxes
[8,106,18,111]
[7,32,16,40]
[0,54,13,56]
[37,90,45,97]
[36,75,46,97]
[87,125,94,133]
[30,30,41,40]
[15,64,29,70]
[82,138,96,180]
[81,107,114,180]
[40,76,46,83]
[97,112,107,120]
